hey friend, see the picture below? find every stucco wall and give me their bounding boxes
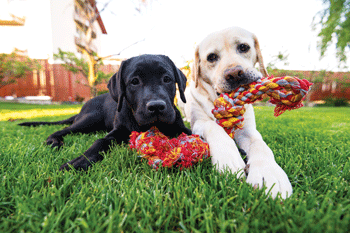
[50,0,77,58]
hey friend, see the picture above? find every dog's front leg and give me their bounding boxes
[193,119,246,178]
[234,104,293,199]
[59,128,129,171]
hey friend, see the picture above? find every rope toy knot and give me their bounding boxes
[212,76,313,138]
[129,126,210,169]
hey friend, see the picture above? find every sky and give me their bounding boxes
[96,0,350,72]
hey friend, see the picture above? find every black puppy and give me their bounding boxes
[19,54,192,171]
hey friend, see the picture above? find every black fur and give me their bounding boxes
[19,54,191,171]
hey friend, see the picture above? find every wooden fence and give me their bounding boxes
[0,60,118,102]
[269,69,350,101]
[1,62,349,103]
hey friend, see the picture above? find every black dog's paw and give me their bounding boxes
[46,137,63,149]
[184,127,192,135]
[59,162,74,171]
[59,155,92,171]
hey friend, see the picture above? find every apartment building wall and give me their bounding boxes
[0,0,103,61]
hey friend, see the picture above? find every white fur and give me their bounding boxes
[182,27,293,199]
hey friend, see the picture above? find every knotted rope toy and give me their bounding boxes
[212,76,313,138]
[129,127,210,169]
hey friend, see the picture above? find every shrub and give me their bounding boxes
[322,97,349,107]
[97,90,109,96]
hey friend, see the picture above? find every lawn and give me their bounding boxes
[0,102,349,232]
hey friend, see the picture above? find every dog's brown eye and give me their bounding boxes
[130,78,140,85]
[163,76,172,83]
[207,53,219,62]
[238,44,250,53]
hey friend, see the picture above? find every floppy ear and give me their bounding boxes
[253,35,269,77]
[175,68,187,103]
[107,60,127,112]
[193,45,201,88]
[161,55,187,103]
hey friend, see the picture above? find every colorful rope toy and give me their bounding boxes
[129,127,210,169]
[212,76,313,138]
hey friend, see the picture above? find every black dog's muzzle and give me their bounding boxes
[146,100,166,114]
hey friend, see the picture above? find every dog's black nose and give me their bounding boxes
[146,100,166,113]
[224,66,245,81]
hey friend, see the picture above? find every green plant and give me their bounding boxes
[312,0,350,64]
[97,90,109,96]
[94,70,114,89]
[322,97,349,107]
[0,50,41,89]
[266,51,290,72]
[75,95,85,103]
[54,49,112,98]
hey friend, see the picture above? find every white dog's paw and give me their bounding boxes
[211,152,246,179]
[246,160,293,199]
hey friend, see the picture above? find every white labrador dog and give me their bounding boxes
[182,27,293,199]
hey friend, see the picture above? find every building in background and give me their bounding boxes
[0,0,110,102]
[0,0,106,61]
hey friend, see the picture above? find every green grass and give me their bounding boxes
[0,102,349,232]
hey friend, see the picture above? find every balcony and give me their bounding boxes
[0,14,25,26]
[74,17,97,39]
[75,36,98,53]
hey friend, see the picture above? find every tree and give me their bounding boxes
[53,0,113,98]
[73,0,112,90]
[53,49,113,97]
[0,50,40,90]
[266,51,290,72]
[55,0,149,98]
[313,0,350,64]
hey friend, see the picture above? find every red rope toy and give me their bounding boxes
[129,127,210,169]
[212,76,313,138]
[129,76,312,169]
